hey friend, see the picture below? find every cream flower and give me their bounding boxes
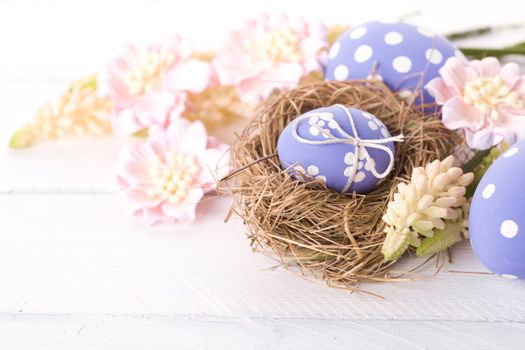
[9,76,112,148]
[381,156,473,261]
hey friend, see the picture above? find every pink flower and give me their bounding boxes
[427,56,525,150]
[101,35,212,135]
[116,119,229,225]
[213,14,327,105]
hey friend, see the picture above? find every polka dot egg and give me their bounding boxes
[325,21,462,108]
[469,140,525,279]
[277,105,398,194]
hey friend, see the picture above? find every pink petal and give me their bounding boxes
[493,109,525,143]
[213,53,265,86]
[134,90,179,129]
[165,59,212,93]
[197,146,230,192]
[442,96,485,131]
[115,143,156,185]
[165,119,208,155]
[471,57,501,78]
[425,77,456,105]
[160,187,204,223]
[112,108,142,135]
[465,128,500,150]
[119,185,163,216]
[500,62,522,88]
[261,62,304,86]
[237,76,267,104]
[439,57,477,95]
[147,125,169,160]
[167,93,188,121]
[143,206,173,225]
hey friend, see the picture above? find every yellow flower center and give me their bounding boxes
[147,152,200,204]
[259,29,301,63]
[123,50,175,95]
[463,76,523,119]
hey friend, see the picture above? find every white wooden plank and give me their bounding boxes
[0,193,524,322]
[0,315,523,350]
[0,137,122,189]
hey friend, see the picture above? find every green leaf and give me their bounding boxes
[382,228,416,262]
[416,221,464,256]
[465,142,509,197]
[446,26,493,41]
[8,126,35,149]
[459,47,525,59]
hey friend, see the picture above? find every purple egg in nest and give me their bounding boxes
[325,20,463,110]
[469,140,525,279]
[277,104,402,194]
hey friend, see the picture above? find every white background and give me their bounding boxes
[2,0,525,349]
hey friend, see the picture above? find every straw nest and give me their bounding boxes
[222,80,461,290]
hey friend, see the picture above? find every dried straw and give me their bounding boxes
[222,80,460,290]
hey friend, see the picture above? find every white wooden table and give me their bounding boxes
[2,1,525,348]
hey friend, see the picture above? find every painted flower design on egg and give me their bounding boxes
[470,139,525,279]
[325,21,462,109]
[277,105,403,194]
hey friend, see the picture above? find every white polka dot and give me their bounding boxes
[368,120,378,130]
[381,128,389,138]
[309,126,319,136]
[425,48,443,64]
[417,27,435,37]
[318,120,325,127]
[504,147,519,158]
[329,42,340,59]
[384,31,403,45]
[349,26,367,39]
[392,56,412,73]
[354,171,366,183]
[502,274,518,280]
[315,175,326,182]
[501,220,519,238]
[333,65,349,81]
[482,184,495,199]
[362,111,374,119]
[307,165,319,176]
[354,45,373,63]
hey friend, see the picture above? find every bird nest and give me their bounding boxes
[222,80,461,290]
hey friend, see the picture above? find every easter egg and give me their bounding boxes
[469,140,525,279]
[277,104,400,194]
[325,20,462,108]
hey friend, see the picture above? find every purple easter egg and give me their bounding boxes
[469,141,525,279]
[325,21,462,109]
[277,105,397,194]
